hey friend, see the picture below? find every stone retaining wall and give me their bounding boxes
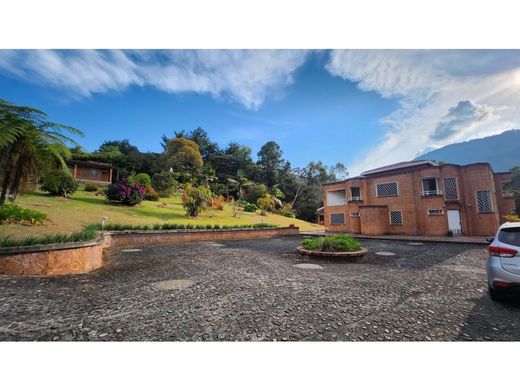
[0,227,299,276]
[107,227,299,248]
[0,238,105,276]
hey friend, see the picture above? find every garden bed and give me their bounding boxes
[296,245,369,258]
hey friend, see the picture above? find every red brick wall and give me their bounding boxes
[322,162,507,236]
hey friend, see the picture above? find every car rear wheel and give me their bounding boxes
[489,286,506,302]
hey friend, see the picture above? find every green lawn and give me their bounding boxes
[0,190,323,239]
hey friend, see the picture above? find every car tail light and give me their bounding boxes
[494,281,510,288]
[488,245,518,258]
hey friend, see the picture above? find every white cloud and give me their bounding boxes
[0,50,309,109]
[326,50,520,175]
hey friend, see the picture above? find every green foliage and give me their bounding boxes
[243,183,268,204]
[40,169,79,197]
[0,225,97,248]
[301,234,361,252]
[257,196,276,212]
[0,99,83,206]
[129,173,152,186]
[84,183,99,192]
[152,171,179,198]
[181,184,212,217]
[93,222,277,231]
[243,203,258,212]
[278,203,296,218]
[164,137,203,182]
[504,214,520,222]
[0,203,47,225]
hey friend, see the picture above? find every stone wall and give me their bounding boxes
[0,238,105,276]
[107,227,300,248]
[0,227,300,276]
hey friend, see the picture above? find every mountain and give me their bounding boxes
[416,129,520,172]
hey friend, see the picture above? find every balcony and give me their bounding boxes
[421,190,443,197]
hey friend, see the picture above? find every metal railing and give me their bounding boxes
[421,190,443,196]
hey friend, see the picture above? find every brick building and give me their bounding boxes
[321,160,516,237]
[68,160,113,185]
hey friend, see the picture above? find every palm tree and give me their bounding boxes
[0,99,84,206]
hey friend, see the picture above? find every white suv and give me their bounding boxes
[487,222,520,301]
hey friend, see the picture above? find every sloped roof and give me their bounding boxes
[361,160,437,176]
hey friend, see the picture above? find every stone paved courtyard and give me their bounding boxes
[1,237,520,341]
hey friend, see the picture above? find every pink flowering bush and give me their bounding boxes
[106,180,145,206]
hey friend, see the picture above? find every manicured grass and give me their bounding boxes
[0,190,323,239]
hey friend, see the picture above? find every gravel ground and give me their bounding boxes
[1,237,520,341]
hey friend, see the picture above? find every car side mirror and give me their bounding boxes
[486,237,494,243]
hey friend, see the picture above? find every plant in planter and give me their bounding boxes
[301,234,361,252]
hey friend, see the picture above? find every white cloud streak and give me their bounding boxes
[326,50,520,175]
[0,50,309,109]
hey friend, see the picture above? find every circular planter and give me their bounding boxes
[296,246,369,259]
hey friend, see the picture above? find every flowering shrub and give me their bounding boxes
[144,186,160,201]
[106,180,145,206]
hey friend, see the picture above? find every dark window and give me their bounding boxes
[498,227,520,246]
[350,187,360,199]
[422,178,439,195]
[330,213,345,225]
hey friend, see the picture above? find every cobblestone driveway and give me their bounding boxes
[1,237,520,341]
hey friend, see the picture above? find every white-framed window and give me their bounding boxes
[330,213,346,225]
[389,210,403,225]
[476,190,493,213]
[421,177,441,196]
[326,190,347,206]
[90,168,99,177]
[376,182,399,197]
[427,209,444,216]
[443,177,459,200]
[350,211,360,217]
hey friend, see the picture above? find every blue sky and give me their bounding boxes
[1,50,520,175]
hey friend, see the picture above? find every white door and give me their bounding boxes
[447,210,462,234]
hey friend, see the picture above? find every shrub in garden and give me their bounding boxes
[84,183,99,192]
[152,171,179,198]
[106,180,145,206]
[40,169,78,197]
[257,196,276,213]
[301,234,361,252]
[0,224,98,248]
[144,186,160,201]
[278,202,296,218]
[129,173,152,186]
[0,203,47,225]
[243,203,258,213]
[504,214,520,222]
[210,195,225,210]
[181,184,212,217]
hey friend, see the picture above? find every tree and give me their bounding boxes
[163,137,204,182]
[181,184,212,217]
[257,141,284,187]
[0,99,83,206]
